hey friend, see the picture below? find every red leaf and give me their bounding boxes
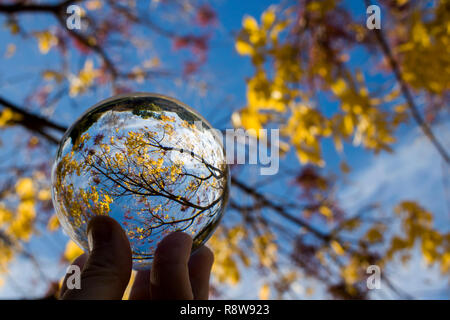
[196,5,216,26]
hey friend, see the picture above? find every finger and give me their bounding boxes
[59,253,88,298]
[129,270,151,300]
[62,216,132,300]
[150,232,193,300]
[188,246,214,300]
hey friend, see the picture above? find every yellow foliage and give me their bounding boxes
[305,287,315,296]
[259,283,270,300]
[209,226,246,285]
[38,189,52,201]
[233,3,408,167]
[0,108,22,127]
[283,105,330,166]
[64,240,84,262]
[69,59,100,97]
[42,70,64,83]
[0,241,14,273]
[253,233,277,268]
[384,201,450,274]
[331,78,347,96]
[8,200,36,241]
[318,205,333,218]
[331,240,345,256]
[34,31,58,54]
[341,257,360,285]
[242,15,259,33]
[47,214,60,232]
[235,40,254,56]
[365,226,384,244]
[86,0,103,10]
[0,204,13,224]
[261,7,276,29]
[394,5,450,94]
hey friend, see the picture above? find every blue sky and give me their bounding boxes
[0,0,448,299]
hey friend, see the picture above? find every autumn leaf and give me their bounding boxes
[64,240,84,262]
[318,205,333,218]
[235,39,254,56]
[86,0,103,10]
[330,78,347,96]
[47,214,60,232]
[34,31,58,54]
[259,283,270,300]
[0,108,22,127]
[331,240,345,256]
[69,59,100,97]
[16,178,34,200]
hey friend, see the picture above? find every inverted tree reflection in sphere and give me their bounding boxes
[51,93,229,270]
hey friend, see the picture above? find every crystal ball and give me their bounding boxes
[52,93,229,270]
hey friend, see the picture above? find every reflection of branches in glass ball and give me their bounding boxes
[52,94,229,270]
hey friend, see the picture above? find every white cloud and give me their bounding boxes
[339,124,450,299]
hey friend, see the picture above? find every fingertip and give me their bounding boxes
[158,232,193,248]
[63,215,132,300]
[188,245,214,300]
[191,245,214,267]
[151,232,194,300]
[87,216,128,251]
[154,232,193,262]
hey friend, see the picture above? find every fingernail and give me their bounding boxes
[87,217,113,251]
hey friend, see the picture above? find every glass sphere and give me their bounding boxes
[52,93,229,270]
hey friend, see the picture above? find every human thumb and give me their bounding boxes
[62,216,132,300]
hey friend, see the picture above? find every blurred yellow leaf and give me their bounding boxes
[42,70,64,83]
[305,287,315,296]
[261,7,276,29]
[365,227,383,243]
[235,39,254,55]
[38,189,52,201]
[64,240,83,262]
[0,108,22,127]
[34,31,58,54]
[69,59,100,97]
[0,204,13,224]
[331,78,347,96]
[86,0,103,10]
[331,240,345,256]
[243,15,259,32]
[319,205,333,218]
[259,283,270,300]
[47,214,60,232]
[16,178,34,200]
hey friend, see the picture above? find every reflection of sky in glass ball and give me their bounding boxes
[51,93,229,270]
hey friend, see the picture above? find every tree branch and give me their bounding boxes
[231,176,330,241]
[367,1,450,163]
[0,0,78,14]
[0,96,67,143]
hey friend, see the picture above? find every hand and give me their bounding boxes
[60,216,214,300]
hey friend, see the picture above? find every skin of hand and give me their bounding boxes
[60,216,214,300]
